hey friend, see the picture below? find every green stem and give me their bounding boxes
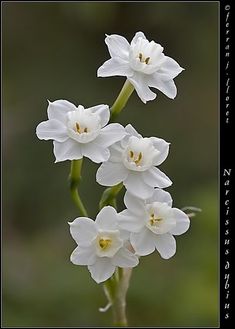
[103,268,132,327]
[99,183,123,210]
[69,159,88,217]
[110,79,135,121]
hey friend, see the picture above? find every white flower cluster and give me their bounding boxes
[69,189,189,283]
[36,32,189,284]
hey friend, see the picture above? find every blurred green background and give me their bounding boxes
[3,2,219,327]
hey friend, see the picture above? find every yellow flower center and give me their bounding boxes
[149,213,162,226]
[138,53,150,64]
[129,150,143,166]
[99,238,112,250]
[75,122,88,134]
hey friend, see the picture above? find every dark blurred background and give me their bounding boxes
[3,2,218,327]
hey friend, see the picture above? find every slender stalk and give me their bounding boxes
[103,268,132,327]
[110,79,135,120]
[69,159,88,217]
[99,183,123,210]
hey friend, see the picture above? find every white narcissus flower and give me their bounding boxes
[69,206,139,283]
[98,31,184,103]
[36,100,126,163]
[96,124,172,199]
[118,189,190,259]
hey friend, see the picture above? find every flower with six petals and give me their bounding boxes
[98,31,184,103]
[96,124,172,199]
[36,100,126,163]
[118,189,190,259]
[69,206,139,283]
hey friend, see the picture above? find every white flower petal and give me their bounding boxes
[149,75,177,99]
[88,258,116,283]
[70,245,97,265]
[124,172,154,199]
[53,139,82,162]
[87,104,110,127]
[120,125,142,149]
[109,143,124,162]
[96,161,128,186]
[95,123,126,148]
[69,217,97,244]
[150,137,170,166]
[128,74,156,103]
[81,141,110,163]
[159,56,184,79]
[112,248,139,267]
[169,208,190,235]
[130,228,156,256]
[124,192,146,215]
[125,124,142,138]
[95,206,118,230]
[131,31,147,46]
[154,233,176,259]
[147,189,173,207]
[118,209,145,233]
[47,100,77,123]
[142,167,172,188]
[97,58,131,77]
[105,34,130,59]
[119,229,130,242]
[36,119,68,142]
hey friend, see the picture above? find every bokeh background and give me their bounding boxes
[3,2,219,327]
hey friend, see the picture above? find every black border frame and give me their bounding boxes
[220,1,233,328]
